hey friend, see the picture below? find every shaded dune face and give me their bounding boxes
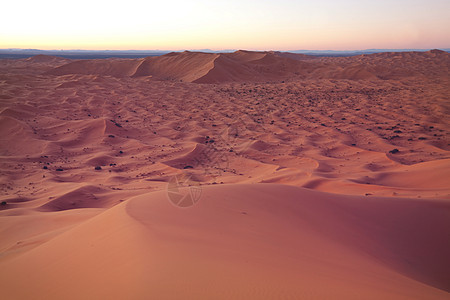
[126,185,450,296]
[0,50,449,299]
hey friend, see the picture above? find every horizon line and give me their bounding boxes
[1,47,450,53]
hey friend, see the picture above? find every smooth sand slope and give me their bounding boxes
[1,184,450,299]
[0,50,449,299]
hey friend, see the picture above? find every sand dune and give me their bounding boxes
[0,50,449,298]
[195,51,314,83]
[1,185,449,299]
[322,50,450,79]
[194,54,260,83]
[46,58,143,77]
[133,51,219,82]
[42,49,450,82]
[25,54,68,64]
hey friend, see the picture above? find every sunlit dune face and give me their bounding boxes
[1,0,449,50]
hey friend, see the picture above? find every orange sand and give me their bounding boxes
[0,50,449,299]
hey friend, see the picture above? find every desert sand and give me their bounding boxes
[0,50,449,299]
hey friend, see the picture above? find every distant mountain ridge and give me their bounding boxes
[1,48,449,59]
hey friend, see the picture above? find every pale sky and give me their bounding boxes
[1,0,449,50]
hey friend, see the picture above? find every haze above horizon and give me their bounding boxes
[1,0,449,51]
